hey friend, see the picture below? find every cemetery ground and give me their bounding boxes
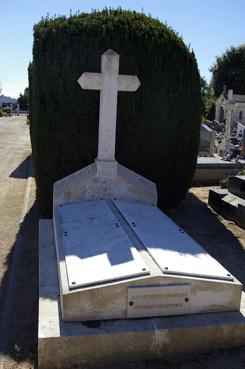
[0,116,244,369]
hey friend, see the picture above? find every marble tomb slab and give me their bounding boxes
[53,199,242,321]
[114,200,234,281]
[57,200,149,289]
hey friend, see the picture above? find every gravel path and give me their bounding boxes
[0,116,38,369]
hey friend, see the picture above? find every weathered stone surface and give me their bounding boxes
[229,175,245,199]
[209,187,245,229]
[39,220,245,369]
[208,188,230,213]
[53,162,157,207]
[193,157,245,185]
[199,124,215,156]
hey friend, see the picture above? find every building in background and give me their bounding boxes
[0,95,17,106]
[215,89,245,127]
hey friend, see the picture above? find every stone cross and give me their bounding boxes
[78,49,140,165]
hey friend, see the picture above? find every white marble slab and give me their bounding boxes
[57,200,149,289]
[114,200,234,281]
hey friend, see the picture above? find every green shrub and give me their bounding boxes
[30,9,201,217]
[0,107,11,117]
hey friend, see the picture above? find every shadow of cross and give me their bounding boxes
[59,200,150,289]
[78,49,141,164]
[60,200,138,267]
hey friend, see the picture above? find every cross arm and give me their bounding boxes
[78,72,103,90]
[118,75,141,92]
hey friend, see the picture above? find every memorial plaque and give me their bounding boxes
[127,284,191,318]
[114,200,234,281]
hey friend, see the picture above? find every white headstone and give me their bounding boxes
[78,49,140,176]
[53,49,157,207]
[199,124,215,156]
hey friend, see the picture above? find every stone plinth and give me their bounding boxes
[229,175,245,199]
[209,176,245,229]
[38,220,245,369]
[53,162,157,207]
[193,157,245,185]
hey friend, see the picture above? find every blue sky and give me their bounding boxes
[0,0,244,97]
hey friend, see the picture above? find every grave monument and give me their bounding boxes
[209,175,245,229]
[39,49,244,368]
[199,124,215,157]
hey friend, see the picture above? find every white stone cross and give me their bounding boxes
[78,49,140,164]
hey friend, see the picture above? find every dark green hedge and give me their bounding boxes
[30,9,201,217]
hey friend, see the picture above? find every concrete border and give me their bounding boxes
[193,157,245,185]
[39,219,245,369]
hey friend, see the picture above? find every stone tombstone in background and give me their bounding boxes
[199,124,215,156]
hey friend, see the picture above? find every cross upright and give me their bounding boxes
[78,49,140,165]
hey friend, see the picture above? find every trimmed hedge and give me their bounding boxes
[30,9,201,217]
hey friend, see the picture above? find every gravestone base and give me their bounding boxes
[193,157,245,185]
[209,176,245,229]
[53,162,157,208]
[39,220,245,369]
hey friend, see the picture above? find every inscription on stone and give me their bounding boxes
[127,284,191,318]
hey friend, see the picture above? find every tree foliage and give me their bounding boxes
[29,9,201,217]
[211,44,245,97]
[17,87,29,110]
[200,77,214,120]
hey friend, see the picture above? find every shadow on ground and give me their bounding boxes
[9,154,33,179]
[166,191,245,289]
[0,203,39,368]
